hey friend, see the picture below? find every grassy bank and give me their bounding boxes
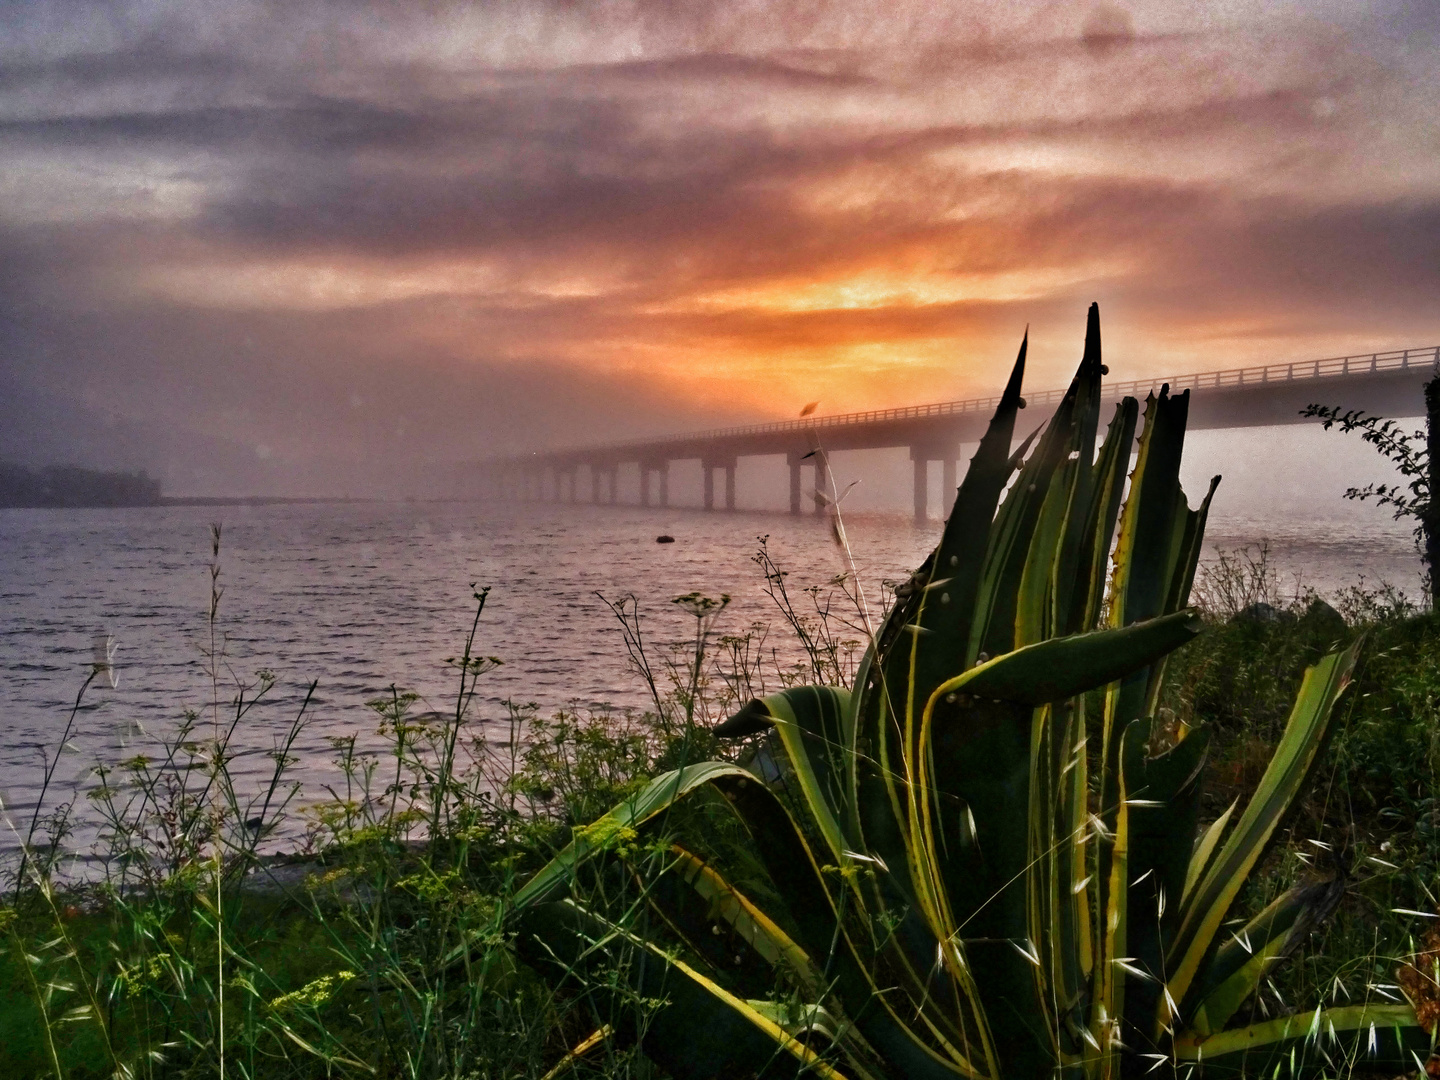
[1,542,1437,1079]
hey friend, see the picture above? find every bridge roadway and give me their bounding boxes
[474,346,1439,522]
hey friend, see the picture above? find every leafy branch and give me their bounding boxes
[1301,403,1430,535]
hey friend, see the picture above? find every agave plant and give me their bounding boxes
[501,306,1433,1079]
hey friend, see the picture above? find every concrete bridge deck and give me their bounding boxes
[473,345,1439,521]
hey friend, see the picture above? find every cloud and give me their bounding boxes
[1,0,1437,492]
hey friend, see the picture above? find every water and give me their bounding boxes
[0,495,1420,858]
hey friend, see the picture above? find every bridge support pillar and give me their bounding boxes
[590,467,600,504]
[912,456,927,523]
[608,467,619,505]
[942,457,957,518]
[566,469,577,503]
[787,452,803,515]
[640,462,669,508]
[702,457,737,511]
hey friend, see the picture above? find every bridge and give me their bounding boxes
[470,345,1439,522]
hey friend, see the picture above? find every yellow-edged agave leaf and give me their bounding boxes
[1118,719,1210,1039]
[1016,312,1104,649]
[516,900,858,1080]
[719,763,1000,1080]
[838,331,1034,1080]
[1096,387,1211,1037]
[1025,697,1094,1067]
[639,846,825,1002]
[1164,641,1361,1025]
[972,359,1086,664]
[1183,800,1237,903]
[926,610,1201,709]
[718,686,854,863]
[513,748,1001,1079]
[1064,398,1138,636]
[1171,1003,1430,1078]
[509,761,753,912]
[1043,304,1106,640]
[538,1026,612,1080]
[1184,876,1345,1037]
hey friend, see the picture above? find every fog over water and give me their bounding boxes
[0,415,1423,859]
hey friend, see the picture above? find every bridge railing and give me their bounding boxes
[668,345,1440,443]
[501,344,1439,463]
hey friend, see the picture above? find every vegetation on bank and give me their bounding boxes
[0,462,162,508]
[2,551,1438,1078]
[3,316,1439,1078]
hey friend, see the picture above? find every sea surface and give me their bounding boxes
[0,495,1421,863]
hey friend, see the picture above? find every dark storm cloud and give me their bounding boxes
[2,0,1437,493]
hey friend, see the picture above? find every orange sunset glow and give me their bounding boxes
[3,0,1438,494]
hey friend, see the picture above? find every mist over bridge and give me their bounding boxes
[471,345,1438,522]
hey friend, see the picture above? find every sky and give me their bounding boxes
[2,0,1438,495]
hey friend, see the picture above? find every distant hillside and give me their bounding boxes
[0,462,162,508]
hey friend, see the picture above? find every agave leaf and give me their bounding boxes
[715,686,855,863]
[1170,1003,1430,1078]
[1164,641,1360,1027]
[1042,303,1106,640]
[1015,437,1083,648]
[1106,387,1193,632]
[515,899,857,1080]
[539,1025,612,1080]
[510,761,753,913]
[972,365,1083,663]
[926,610,1201,709]
[1095,389,1210,1024]
[511,756,999,1079]
[719,766,999,1080]
[1183,801,1237,904]
[1016,303,1110,649]
[1025,698,1093,1065]
[838,334,1032,1065]
[1185,875,1346,1037]
[853,333,1028,808]
[641,845,825,1001]
[1050,315,1135,642]
[715,686,950,1017]
[1164,475,1221,620]
[1119,720,1210,1052]
[1100,390,1200,792]
[1090,718,1150,1075]
[1074,397,1140,635]
[912,333,1030,687]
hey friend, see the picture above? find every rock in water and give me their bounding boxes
[656,535,675,544]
